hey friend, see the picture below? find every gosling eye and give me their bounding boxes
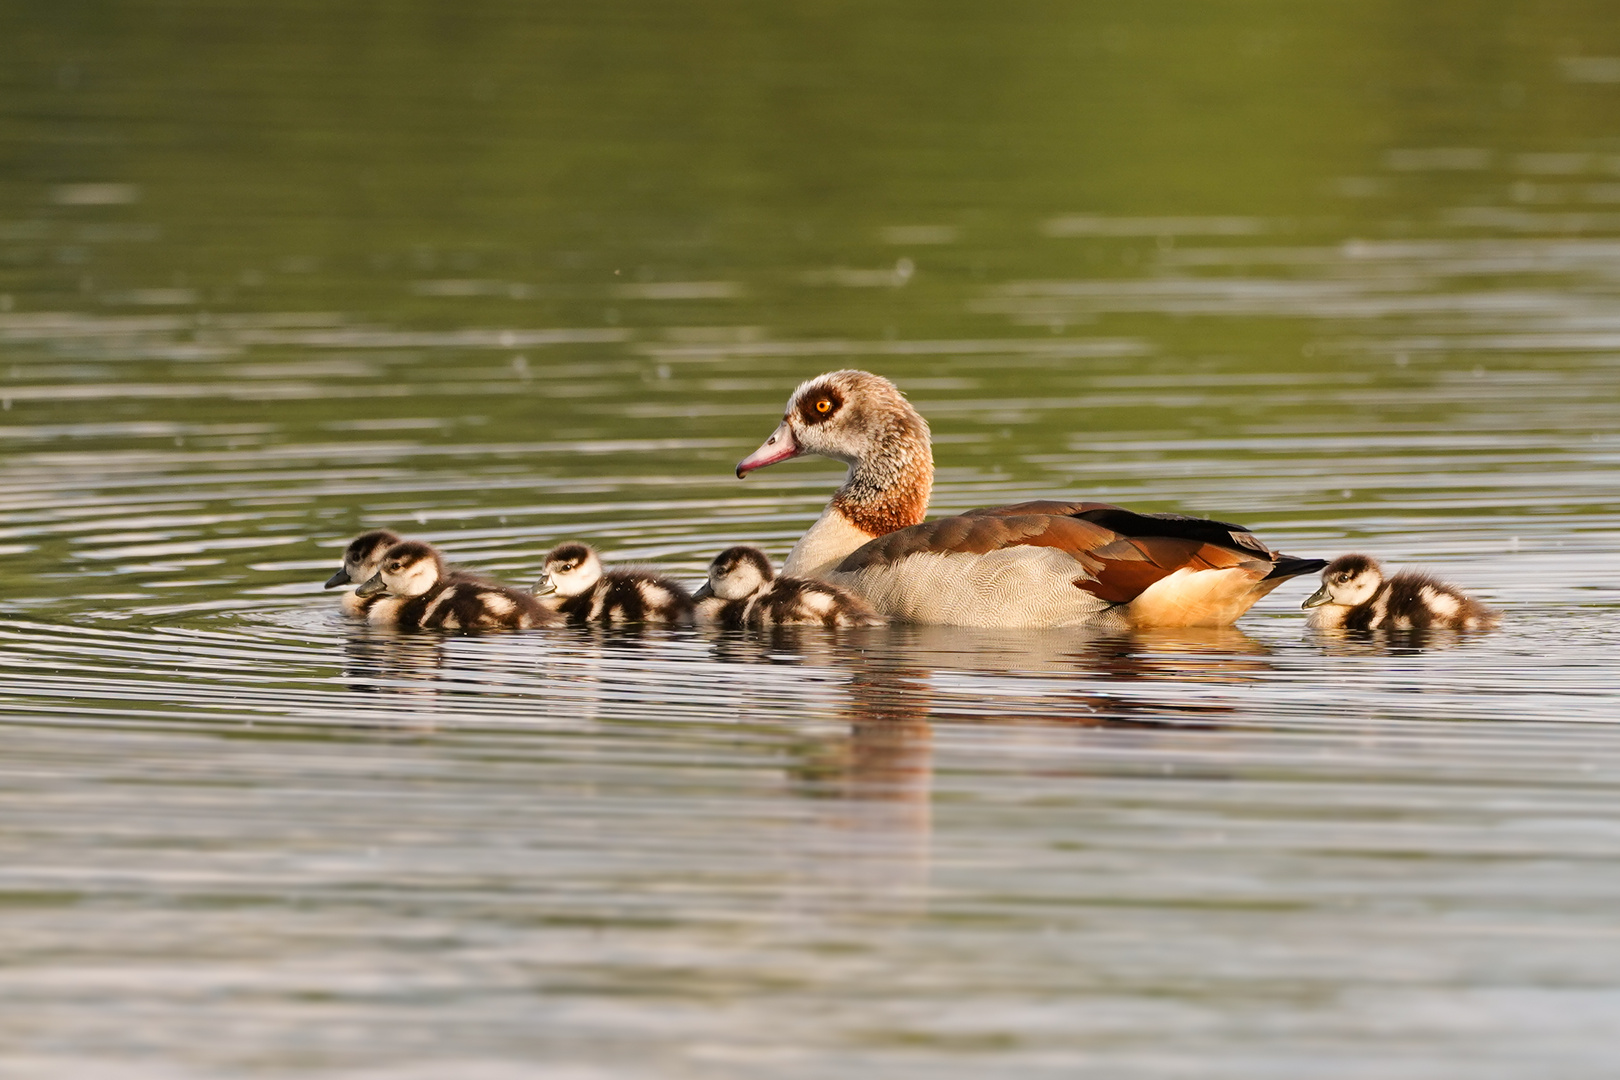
[814,397,833,414]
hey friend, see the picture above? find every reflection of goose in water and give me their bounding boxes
[867,624,1274,727]
[709,622,1275,728]
[340,624,446,710]
[1308,625,1494,658]
[890,623,1270,677]
[756,625,1278,916]
[735,369,1325,628]
[537,623,710,726]
[776,649,934,915]
[787,717,934,914]
[703,623,883,667]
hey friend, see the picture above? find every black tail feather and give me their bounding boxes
[1265,555,1328,581]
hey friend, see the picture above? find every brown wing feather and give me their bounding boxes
[839,514,1118,569]
[1060,534,1269,603]
[962,500,1273,558]
[962,500,1125,519]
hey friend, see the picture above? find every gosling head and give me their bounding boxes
[355,540,445,599]
[735,369,931,480]
[700,545,776,602]
[1303,553,1385,610]
[536,542,603,598]
[326,529,402,589]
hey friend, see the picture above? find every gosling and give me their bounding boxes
[325,528,486,616]
[325,529,404,616]
[695,545,885,628]
[356,540,556,630]
[534,542,695,624]
[1303,553,1500,631]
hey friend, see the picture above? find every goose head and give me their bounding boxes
[1303,553,1384,610]
[355,540,444,599]
[736,369,932,480]
[536,542,603,598]
[696,545,776,602]
[326,529,402,589]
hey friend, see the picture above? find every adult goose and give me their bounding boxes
[735,369,1325,629]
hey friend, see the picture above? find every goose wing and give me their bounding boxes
[836,506,1308,605]
[963,500,1276,558]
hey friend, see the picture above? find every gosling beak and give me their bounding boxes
[1302,584,1331,609]
[354,573,387,598]
[324,569,351,589]
[534,576,557,596]
[692,581,714,602]
[736,422,800,478]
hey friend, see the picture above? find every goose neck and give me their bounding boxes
[831,444,932,537]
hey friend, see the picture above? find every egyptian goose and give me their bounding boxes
[325,529,490,617]
[535,542,695,624]
[325,529,404,616]
[356,540,557,630]
[735,369,1326,629]
[694,545,886,628]
[1303,554,1500,630]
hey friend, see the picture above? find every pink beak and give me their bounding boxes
[736,422,800,477]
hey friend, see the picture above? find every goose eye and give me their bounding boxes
[814,397,833,414]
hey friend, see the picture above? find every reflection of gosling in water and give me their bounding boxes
[357,540,556,630]
[1303,553,1500,631]
[695,545,885,628]
[534,542,694,624]
[326,529,403,616]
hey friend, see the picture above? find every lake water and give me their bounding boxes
[2,2,1619,1076]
